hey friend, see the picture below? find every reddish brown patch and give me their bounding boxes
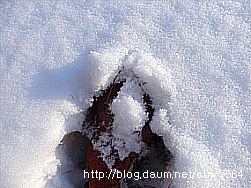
[86,77,155,187]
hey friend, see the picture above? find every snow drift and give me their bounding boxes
[1,1,250,188]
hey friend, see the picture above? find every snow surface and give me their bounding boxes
[1,1,251,188]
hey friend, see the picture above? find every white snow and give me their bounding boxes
[1,1,250,188]
[111,79,146,160]
[111,79,146,136]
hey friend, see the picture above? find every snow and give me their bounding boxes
[110,79,146,160]
[1,1,250,188]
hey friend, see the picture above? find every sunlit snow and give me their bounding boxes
[1,1,250,188]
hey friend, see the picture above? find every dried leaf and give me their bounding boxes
[84,71,172,187]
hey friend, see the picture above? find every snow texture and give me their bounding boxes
[1,1,250,188]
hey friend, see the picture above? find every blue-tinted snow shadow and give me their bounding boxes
[28,50,93,105]
[28,50,92,187]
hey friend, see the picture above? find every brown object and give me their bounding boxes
[141,93,155,144]
[85,74,156,188]
[60,131,88,170]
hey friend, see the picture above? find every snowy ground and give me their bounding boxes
[1,1,250,188]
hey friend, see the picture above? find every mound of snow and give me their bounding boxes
[1,1,250,188]
[84,48,226,187]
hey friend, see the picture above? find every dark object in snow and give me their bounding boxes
[58,131,89,170]
[121,92,173,188]
[122,133,173,188]
[85,77,140,187]
[83,71,173,188]
[84,79,125,138]
[53,131,89,188]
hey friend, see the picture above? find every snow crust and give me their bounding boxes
[1,1,250,188]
